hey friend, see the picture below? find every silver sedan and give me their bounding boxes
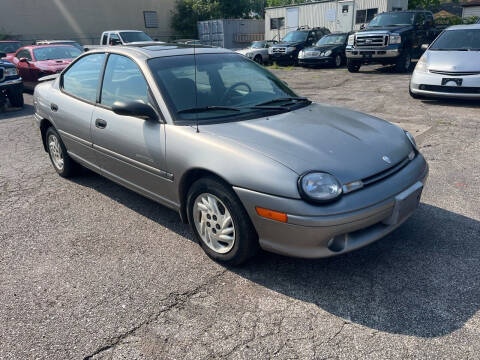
[410,24,480,99]
[34,44,428,265]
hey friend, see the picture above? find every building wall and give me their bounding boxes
[265,0,408,40]
[0,0,176,45]
[463,6,480,18]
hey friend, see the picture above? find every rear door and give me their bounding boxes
[52,52,106,165]
[91,53,169,201]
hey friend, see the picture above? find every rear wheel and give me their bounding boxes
[253,55,263,65]
[187,177,259,265]
[347,59,361,73]
[46,127,78,177]
[7,88,24,108]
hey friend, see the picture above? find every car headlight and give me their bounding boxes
[405,131,417,149]
[414,55,428,73]
[298,172,343,203]
[298,50,305,59]
[324,50,332,57]
[4,68,18,76]
[389,33,402,45]
[286,47,296,53]
[347,34,355,46]
[268,47,273,55]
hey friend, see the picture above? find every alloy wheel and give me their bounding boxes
[48,134,64,170]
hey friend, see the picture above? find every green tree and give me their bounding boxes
[408,0,440,10]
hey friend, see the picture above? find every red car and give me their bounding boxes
[12,44,82,90]
[0,40,22,62]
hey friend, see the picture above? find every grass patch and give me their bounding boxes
[266,63,295,71]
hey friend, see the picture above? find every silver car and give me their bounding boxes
[34,45,428,265]
[410,24,480,99]
[236,40,277,65]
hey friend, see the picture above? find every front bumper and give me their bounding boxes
[346,45,401,62]
[410,71,480,99]
[270,52,297,63]
[299,57,334,66]
[234,154,428,258]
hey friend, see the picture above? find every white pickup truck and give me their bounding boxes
[85,30,163,50]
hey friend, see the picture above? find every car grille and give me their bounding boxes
[272,47,286,54]
[420,84,480,94]
[362,156,412,186]
[355,34,388,48]
[429,70,480,76]
[305,51,320,57]
[0,67,4,82]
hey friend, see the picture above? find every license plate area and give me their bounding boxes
[383,181,423,225]
[361,51,374,58]
[442,78,463,86]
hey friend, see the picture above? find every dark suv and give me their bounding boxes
[269,27,330,65]
[0,52,23,108]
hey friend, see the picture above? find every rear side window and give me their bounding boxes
[62,53,106,103]
[16,49,32,61]
[100,54,150,107]
[102,34,108,45]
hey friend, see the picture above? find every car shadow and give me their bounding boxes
[0,103,34,120]
[417,98,480,109]
[70,170,480,338]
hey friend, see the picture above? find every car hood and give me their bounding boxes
[0,59,15,67]
[274,41,303,48]
[361,25,413,34]
[304,44,343,52]
[425,50,480,72]
[202,103,412,184]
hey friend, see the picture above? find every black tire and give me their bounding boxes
[45,127,79,178]
[334,54,343,68]
[347,59,361,73]
[395,49,412,73]
[7,88,24,108]
[253,55,263,65]
[187,177,259,265]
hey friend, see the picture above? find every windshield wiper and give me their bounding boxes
[177,106,241,114]
[255,97,311,107]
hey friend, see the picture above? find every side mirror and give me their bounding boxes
[0,52,6,58]
[110,39,121,46]
[112,101,158,121]
[360,24,366,30]
[19,57,29,63]
[421,43,429,51]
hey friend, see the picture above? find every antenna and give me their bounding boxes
[193,41,199,133]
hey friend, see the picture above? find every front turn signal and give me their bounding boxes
[255,207,288,223]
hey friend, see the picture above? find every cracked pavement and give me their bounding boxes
[1,66,479,359]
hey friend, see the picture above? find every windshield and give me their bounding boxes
[0,42,21,53]
[54,41,84,51]
[430,29,480,51]
[282,31,308,42]
[119,32,153,43]
[251,41,265,49]
[368,13,415,27]
[33,46,82,61]
[316,34,347,46]
[148,53,302,122]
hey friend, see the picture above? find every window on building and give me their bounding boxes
[144,11,159,28]
[356,8,378,24]
[270,17,285,30]
[342,5,349,13]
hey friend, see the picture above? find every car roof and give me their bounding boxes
[0,40,21,43]
[104,30,145,33]
[87,43,234,60]
[19,44,79,50]
[445,24,480,30]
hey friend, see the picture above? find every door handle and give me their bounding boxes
[50,103,58,112]
[95,118,107,129]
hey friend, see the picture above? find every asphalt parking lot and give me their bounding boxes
[1,65,479,359]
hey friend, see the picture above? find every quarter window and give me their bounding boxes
[102,34,108,45]
[100,54,150,108]
[62,53,106,103]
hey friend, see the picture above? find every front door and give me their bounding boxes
[91,53,168,201]
[337,1,354,32]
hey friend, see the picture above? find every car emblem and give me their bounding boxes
[382,155,392,164]
[366,39,372,44]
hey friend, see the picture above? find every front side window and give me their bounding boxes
[100,54,150,107]
[16,50,32,61]
[430,29,480,51]
[62,53,106,103]
[119,32,153,43]
[33,46,82,61]
[251,41,265,49]
[148,53,300,122]
[282,31,308,42]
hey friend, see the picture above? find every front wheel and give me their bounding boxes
[253,55,263,65]
[334,54,343,68]
[347,59,361,73]
[187,177,259,265]
[7,88,24,108]
[395,50,412,73]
